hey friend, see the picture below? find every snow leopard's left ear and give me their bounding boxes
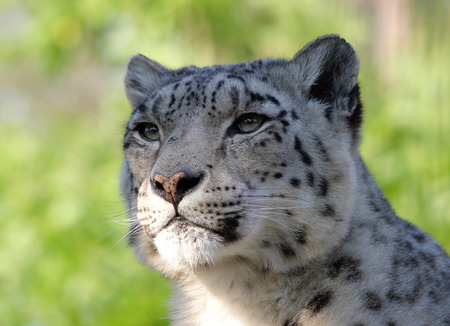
[124,54,170,109]
[291,35,362,128]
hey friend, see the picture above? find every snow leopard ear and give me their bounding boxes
[124,54,170,109]
[291,35,361,124]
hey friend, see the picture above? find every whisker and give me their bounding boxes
[255,215,298,232]
[242,195,315,206]
[111,223,142,249]
[245,202,317,209]
[108,206,138,226]
[108,206,137,219]
[98,224,129,242]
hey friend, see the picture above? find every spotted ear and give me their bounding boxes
[291,35,361,125]
[124,54,170,109]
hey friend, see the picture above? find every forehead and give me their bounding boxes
[131,60,290,124]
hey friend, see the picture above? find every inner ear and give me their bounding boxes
[309,59,337,104]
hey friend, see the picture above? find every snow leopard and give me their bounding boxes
[120,35,450,326]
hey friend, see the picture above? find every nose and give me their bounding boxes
[152,172,202,205]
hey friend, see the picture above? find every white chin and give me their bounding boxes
[154,221,224,269]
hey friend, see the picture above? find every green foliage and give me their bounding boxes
[0,0,448,325]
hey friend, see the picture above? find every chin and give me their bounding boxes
[153,220,225,270]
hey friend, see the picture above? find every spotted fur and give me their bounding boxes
[121,35,450,325]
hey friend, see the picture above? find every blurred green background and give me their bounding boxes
[0,0,448,325]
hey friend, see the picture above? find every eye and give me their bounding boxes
[137,123,160,141]
[236,113,266,133]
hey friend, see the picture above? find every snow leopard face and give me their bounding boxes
[121,35,363,278]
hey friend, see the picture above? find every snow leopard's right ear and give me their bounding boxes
[124,54,170,109]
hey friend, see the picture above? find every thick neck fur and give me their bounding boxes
[169,155,395,326]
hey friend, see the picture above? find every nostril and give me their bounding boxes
[176,175,202,197]
[154,180,165,193]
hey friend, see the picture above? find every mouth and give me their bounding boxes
[165,215,191,228]
[163,215,202,232]
[164,215,226,238]
[168,215,186,224]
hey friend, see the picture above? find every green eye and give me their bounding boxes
[236,113,266,133]
[137,123,160,141]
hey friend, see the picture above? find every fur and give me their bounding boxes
[121,35,450,325]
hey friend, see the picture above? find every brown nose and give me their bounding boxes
[153,172,202,205]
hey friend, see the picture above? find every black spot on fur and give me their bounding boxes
[328,256,362,282]
[294,136,313,165]
[306,289,332,315]
[168,94,176,108]
[387,322,396,326]
[281,120,290,127]
[219,216,241,242]
[277,110,287,118]
[267,95,280,106]
[293,228,307,244]
[313,136,329,161]
[413,233,426,243]
[250,91,265,103]
[280,242,296,258]
[291,110,299,120]
[273,172,283,179]
[320,204,335,217]
[273,132,283,142]
[216,80,225,90]
[363,291,383,311]
[177,95,185,109]
[290,178,301,188]
[306,171,314,187]
[317,177,329,196]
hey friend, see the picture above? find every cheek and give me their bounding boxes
[227,140,298,186]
